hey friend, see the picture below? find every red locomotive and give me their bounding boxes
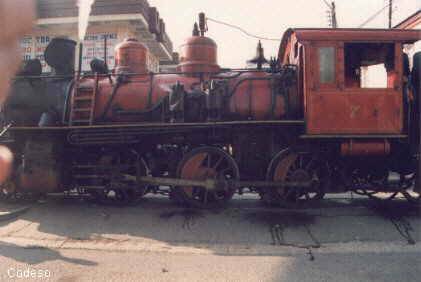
[1,14,420,208]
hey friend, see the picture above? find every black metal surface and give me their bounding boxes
[44,38,77,75]
[78,42,83,76]
[10,120,305,131]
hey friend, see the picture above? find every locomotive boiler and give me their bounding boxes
[1,14,420,208]
[68,36,287,126]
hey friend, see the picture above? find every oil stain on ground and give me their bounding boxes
[244,210,320,260]
[366,201,419,245]
[159,209,205,230]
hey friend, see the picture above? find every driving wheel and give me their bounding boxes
[266,148,329,206]
[175,146,240,209]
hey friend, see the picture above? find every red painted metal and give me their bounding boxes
[115,38,148,74]
[341,140,391,156]
[74,74,200,122]
[279,29,420,61]
[73,29,286,122]
[273,153,297,182]
[306,89,403,134]
[277,28,418,135]
[74,63,285,123]
[294,28,420,42]
[177,35,220,74]
[228,71,285,120]
[72,28,418,129]
[179,152,214,197]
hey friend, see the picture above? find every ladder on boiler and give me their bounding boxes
[69,74,99,126]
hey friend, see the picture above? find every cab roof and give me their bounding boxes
[279,28,420,60]
[285,28,420,42]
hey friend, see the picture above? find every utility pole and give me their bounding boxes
[331,2,338,28]
[388,0,393,28]
[324,1,338,28]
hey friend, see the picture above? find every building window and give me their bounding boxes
[344,43,395,88]
[318,47,335,84]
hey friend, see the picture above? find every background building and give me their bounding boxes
[395,9,421,29]
[21,0,174,73]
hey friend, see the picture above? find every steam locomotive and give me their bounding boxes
[1,15,420,208]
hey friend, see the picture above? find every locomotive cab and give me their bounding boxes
[279,28,420,136]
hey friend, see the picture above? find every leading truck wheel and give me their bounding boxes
[174,147,239,209]
[265,148,329,207]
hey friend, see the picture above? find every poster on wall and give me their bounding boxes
[82,33,118,71]
[35,36,51,73]
[20,35,52,73]
[21,36,33,62]
[20,33,118,73]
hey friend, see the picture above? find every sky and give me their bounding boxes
[148,0,420,68]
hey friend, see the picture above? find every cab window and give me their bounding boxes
[344,43,395,88]
[318,47,335,84]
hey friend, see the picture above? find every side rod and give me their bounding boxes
[127,176,315,191]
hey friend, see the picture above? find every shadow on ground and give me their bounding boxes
[0,242,97,266]
[0,196,419,265]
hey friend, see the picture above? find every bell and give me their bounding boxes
[247,41,268,70]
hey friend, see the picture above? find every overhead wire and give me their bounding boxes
[358,3,391,27]
[208,2,397,37]
[206,17,281,41]
[322,0,333,9]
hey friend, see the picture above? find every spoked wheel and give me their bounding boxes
[265,148,329,206]
[175,146,240,209]
[90,151,149,206]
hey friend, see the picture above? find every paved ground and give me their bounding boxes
[0,195,420,281]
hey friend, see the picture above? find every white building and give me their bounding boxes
[21,0,174,73]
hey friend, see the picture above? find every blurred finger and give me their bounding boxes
[0,0,35,44]
[0,43,20,105]
[0,146,13,184]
